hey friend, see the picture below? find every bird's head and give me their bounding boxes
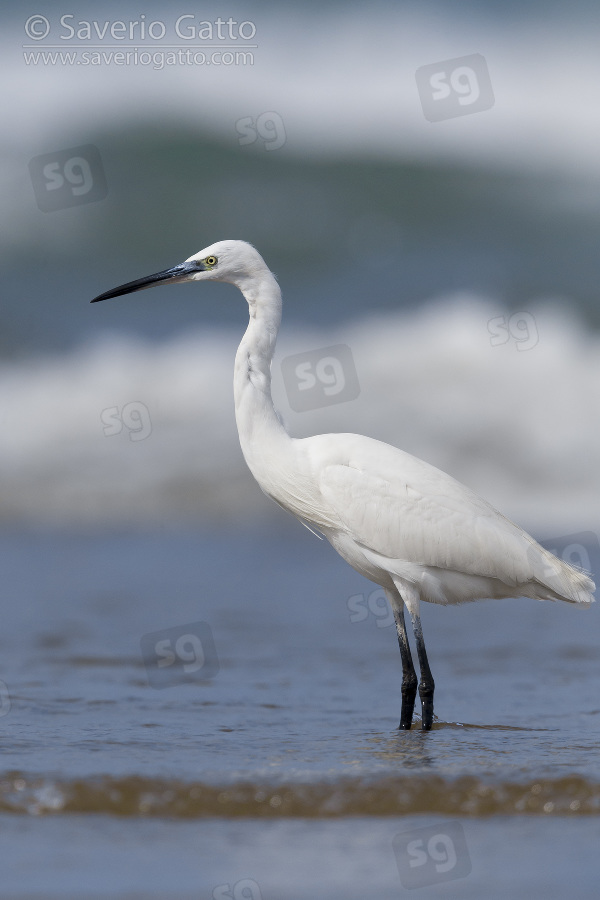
[91,240,271,303]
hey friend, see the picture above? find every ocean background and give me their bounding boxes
[1,0,600,897]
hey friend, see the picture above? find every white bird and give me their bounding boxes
[92,240,595,730]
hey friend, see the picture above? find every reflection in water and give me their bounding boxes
[363,730,437,769]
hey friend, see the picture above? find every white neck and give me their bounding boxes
[233,272,292,491]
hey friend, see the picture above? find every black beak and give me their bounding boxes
[91,260,205,303]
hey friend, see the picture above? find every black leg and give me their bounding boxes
[410,611,435,731]
[389,593,418,730]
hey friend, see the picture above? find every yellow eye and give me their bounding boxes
[204,256,217,268]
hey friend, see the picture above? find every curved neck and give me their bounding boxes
[234,273,291,483]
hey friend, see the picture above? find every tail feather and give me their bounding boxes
[530,545,595,605]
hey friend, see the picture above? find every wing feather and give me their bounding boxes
[306,433,594,602]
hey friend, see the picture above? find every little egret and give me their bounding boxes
[92,240,595,730]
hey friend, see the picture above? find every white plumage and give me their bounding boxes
[92,239,595,730]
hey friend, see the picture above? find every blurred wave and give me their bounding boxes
[4,1,600,533]
[4,128,600,360]
[1,295,597,532]
[5,3,600,354]
[5,0,600,173]
[2,771,598,817]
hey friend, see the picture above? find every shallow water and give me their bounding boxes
[1,816,600,900]
[0,524,598,896]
